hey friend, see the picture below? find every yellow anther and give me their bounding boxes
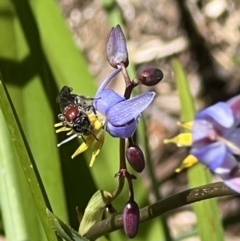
[66,129,75,136]
[175,155,198,172]
[93,119,102,131]
[88,113,105,131]
[71,135,95,159]
[54,122,63,127]
[88,113,97,122]
[163,133,192,147]
[55,126,72,133]
[89,133,105,167]
[177,121,193,130]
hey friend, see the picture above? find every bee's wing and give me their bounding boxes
[56,86,75,112]
[106,92,155,126]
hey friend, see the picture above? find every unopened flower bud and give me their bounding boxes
[123,200,140,238]
[138,68,163,86]
[107,25,129,68]
[126,145,145,173]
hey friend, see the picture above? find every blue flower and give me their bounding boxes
[191,95,240,193]
[93,68,155,139]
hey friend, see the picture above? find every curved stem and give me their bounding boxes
[111,139,126,200]
[85,182,237,240]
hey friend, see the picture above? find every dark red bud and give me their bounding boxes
[138,68,163,86]
[126,145,145,173]
[123,201,140,238]
[107,25,129,68]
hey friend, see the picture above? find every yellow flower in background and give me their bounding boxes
[164,121,198,172]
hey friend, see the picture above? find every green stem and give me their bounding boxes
[141,117,173,241]
[85,182,236,240]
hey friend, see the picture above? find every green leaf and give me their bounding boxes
[47,210,88,241]
[79,190,112,236]
[0,79,59,241]
[0,109,39,241]
[172,58,225,241]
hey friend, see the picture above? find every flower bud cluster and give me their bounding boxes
[106,25,164,238]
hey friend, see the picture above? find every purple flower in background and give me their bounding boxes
[93,68,155,139]
[191,95,240,193]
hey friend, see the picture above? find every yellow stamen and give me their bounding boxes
[175,155,198,173]
[89,133,105,167]
[55,126,72,133]
[66,129,75,136]
[163,133,192,147]
[88,113,105,131]
[71,135,95,159]
[177,121,193,130]
[54,122,63,127]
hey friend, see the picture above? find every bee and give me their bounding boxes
[54,86,101,147]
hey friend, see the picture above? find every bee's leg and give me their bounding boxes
[89,129,99,141]
[81,135,86,143]
[90,105,98,118]
[74,96,87,107]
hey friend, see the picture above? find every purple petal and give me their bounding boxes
[213,153,238,179]
[106,92,155,126]
[227,94,240,121]
[224,177,240,193]
[94,89,125,116]
[196,102,234,128]
[96,68,121,94]
[227,128,240,155]
[191,142,228,170]
[106,119,138,138]
[192,120,216,143]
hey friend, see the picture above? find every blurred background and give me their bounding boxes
[0,0,240,240]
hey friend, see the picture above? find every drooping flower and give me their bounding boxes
[54,24,157,169]
[54,68,155,164]
[93,68,155,139]
[165,95,240,193]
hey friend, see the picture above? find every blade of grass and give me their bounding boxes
[172,58,224,241]
[0,79,60,241]
[22,78,68,221]
[0,111,36,241]
[0,0,50,239]
[28,0,96,93]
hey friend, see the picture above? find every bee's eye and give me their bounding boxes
[64,106,79,122]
